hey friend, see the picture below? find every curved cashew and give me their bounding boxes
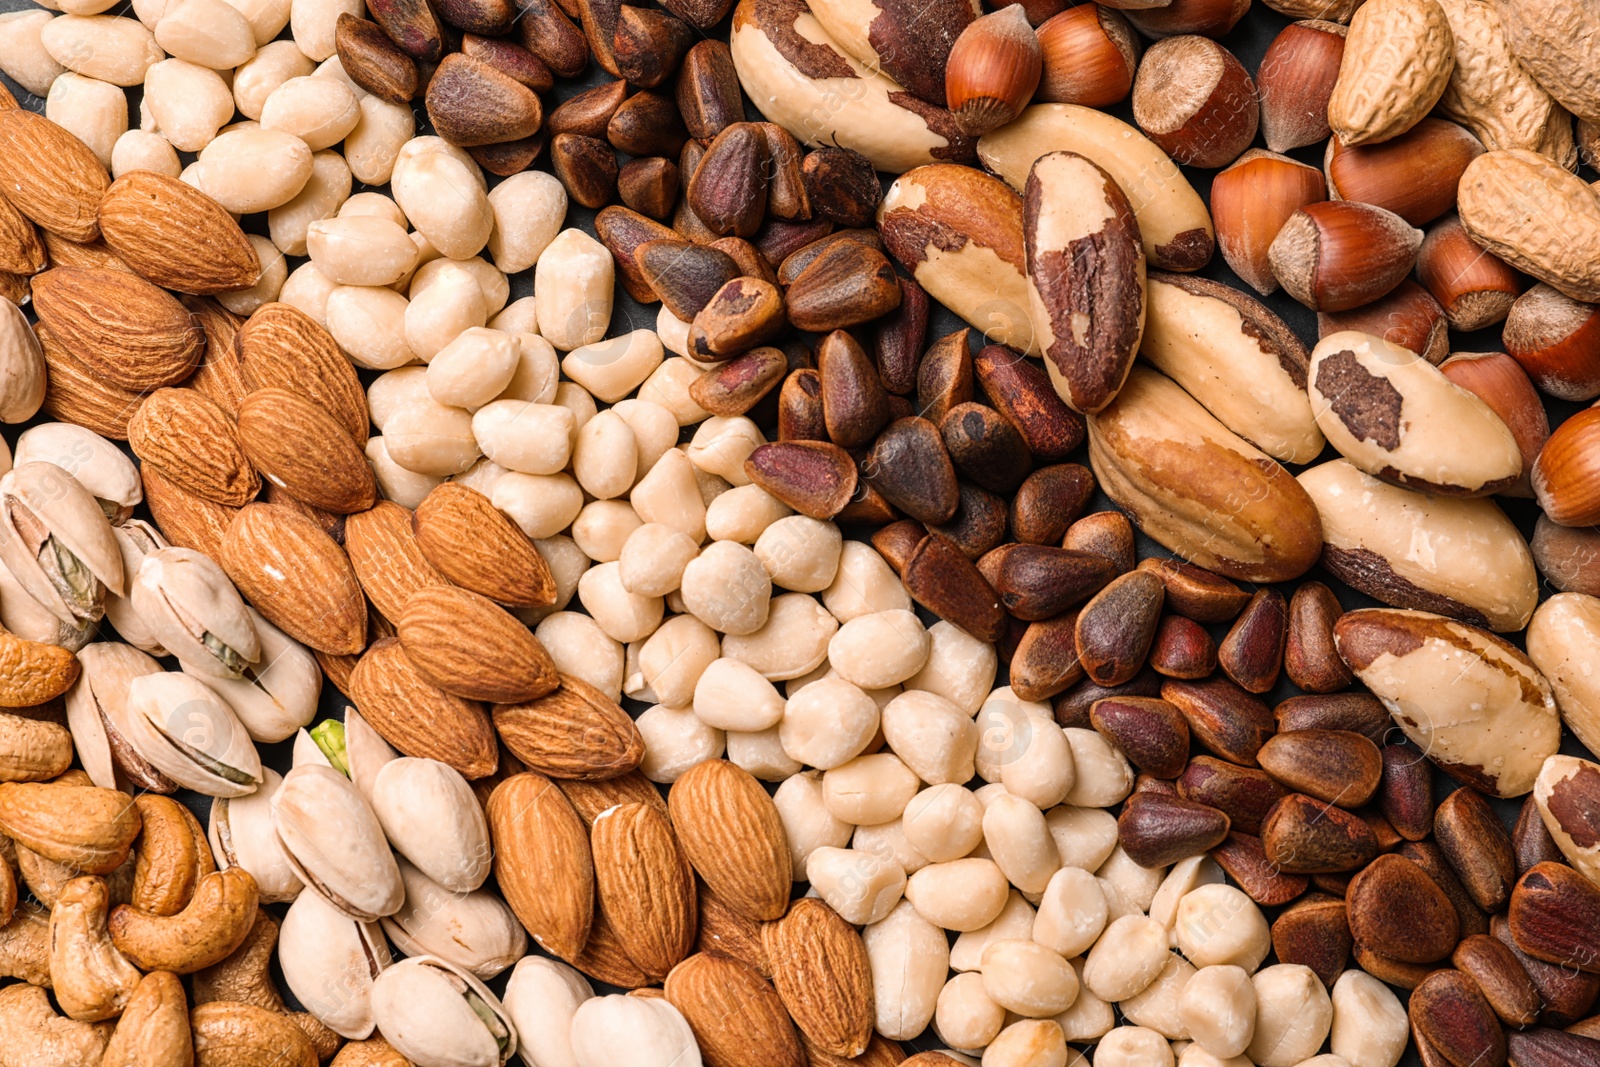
[0,982,108,1067]
[101,971,194,1067]
[48,876,144,1022]
[330,1037,410,1066]
[0,711,72,782]
[16,840,137,909]
[0,782,142,874]
[0,900,50,986]
[130,795,215,916]
[109,867,259,975]
[193,907,344,1062]
[0,628,81,709]
[191,1002,317,1067]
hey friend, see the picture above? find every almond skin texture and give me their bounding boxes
[665,953,805,1067]
[397,586,559,704]
[39,323,146,436]
[590,801,697,982]
[32,268,205,391]
[220,502,368,656]
[235,303,369,444]
[349,638,498,779]
[0,108,109,242]
[763,898,875,1058]
[667,759,791,922]
[487,772,594,962]
[412,484,558,608]
[142,465,239,560]
[235,388,376,515]
[493,674,646,781]
[128,388,261,507]
[343,501,451,624]
[97,172,261,296]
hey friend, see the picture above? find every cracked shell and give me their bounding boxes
[131,546,261,680]
[272,762,404,922]
[280,882,392,1040]
[371,955,519,1067]
[0,461,125,626]
[123,671,263,798]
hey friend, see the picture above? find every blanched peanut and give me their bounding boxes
[727,727,802,782]
[685,416,762,488]
[0,11,67,97]
[279,261,337,326]
[571,411,637,501]
[195,127,314,213]
[1178,1050,1252,1067]
[618,523,698,598]
[306,215,416,287]
[628,448,706,543]
[1180,966,1256,1059]
[45,72,126,168]
[636,705,723,784]
[1034,867,1108,958]
[487,171,567,274]
[423,328,518,412]
[340,191,406,226]
[1329,970,1406,1067]
[493,472,584,539]
[405,263,487,360]
[828,609,928,689]
[705,486,792,546]
[1085,916,1171,1002]
[535,229,614,352]
[530,535,587,617]
[820,540,911,623]
[779,675,878,770]
[560,330,665,405]
[111,129,180,179]
[679,541,771,636]
[880,690,976,786]
[903,621,998,716]
[551,384,596,451]
[141,59,229,153]
[864,900,947,1041]
[774,772,851,875]
[904,858,1009,932]
[1150,856,1225,936]
[1174,884,1270,972]
[1122,953,1195,1040]
[982,940,1079,1018]
[937,972,1005,1051]
[392,147,491,261]
[267,149,351,257]
[999,717,1077,810]
[633,615,717,710]
[232,39,313,119]
[656,304,690,357]
[822,753,918,826]
[723,592,836,681]
[327,285,415,370]
[42,14,163,86]
[692,657,784,732]
[806,846,904,926]
[1056,959,1115,1043]
[383,397,479,476]
[491,333,559,406]
[471,402,573,477]
[395,136,484,187]
[605,400,673,479]
[226,0,292,45]
[1063,727,1133,808]
[950,890,1036,972]
[421,255,507,316]
[366,437,442,509]
[1098,845,1167,914]
[974,688,1052,784]
[1046,805,1119,873]
[853,818,928,875]
[747,516,839,594]
[983,1020,1068,1067]
[345,96,412,185]
[569,501,641,564]
[217,234,286,316]
[577,562,663,644]
[903,784,985,863]
[290,0,360,60]
[638,357,711,425]
[535,611,624,703]
[261,74,357,150]
[1247,967,1331,1067]
[983,793,1061,895]
[1096,1027,1175,1067]
[155,0,256,69]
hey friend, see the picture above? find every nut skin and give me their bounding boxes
[1212,831,1311,906]
[1147,615,1217,679]
[1418,214,1522,331]
[1258,20,1347,152]
[1318,279,1450,366]
[1162,676,1276,768]
[1090,696,1189,778]
[1124,0,1251,38]
[1452,934,1541,1028]
[1010,464,1094,545]
[1132,36,1258,168]
[1257,729,1382,809]
[1115,791,1230,868]
[677,40,743,141]
[1492,912,1600,1026]
[1324,118,1484,226]
[1269,201,1424,311]
[1380,743,1435,842]
[1137,558,1250,623]
[1178,756,1288,836]
[1073,571,1163,687]
[972,344,1085,461]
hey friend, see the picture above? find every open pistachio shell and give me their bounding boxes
[13,424,142,524]
[123,672,264,798]
[207,766,302,904]
[371,956,518,1067]
[379,859,526,980]
[280,883,392,1040]
[186,607,319,743]
[0,562,95,650]
[346,706,398,808]
[291,726,334,771]
[0,462,125,626]
[131,547,261,680]
[370,757,491,894]
[63,642,172,794]
[102,521,169,656]
[273,763,405,923]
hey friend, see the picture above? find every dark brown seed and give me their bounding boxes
[1454,934,1542,1028]
[835,479,902,540]
[461,34,553,92]
[1507,1028,1600,1067]
[673,140,720,244]
[933,484,1008,560]
[1162,677,1276,767]
[873,277,928,396]
[515,0,588,77]
[617,157,680,221]
[676,40,742,141]
[1285,581,1353,692]
[1405,840,1492,940]
[1062,511,1136,574]
[786,241,902,332]
[872,521,929,577]
[1493,914,1600,1026]
[865,417,960,525]
[1262,793,1379,874]
[1178,756,1289,836]
[709,238,776,284]
[901,531,1006,643]
[466,135,546,177]
[1514,794,1565,877]
[1073,571,1164,687]
[1363,808,1404,852]
[607,91,688,158]
[1257,729,1382,809]
[1212,832,1311,906]
[1509,863,1600,974]
[817,330,889,449]
[1135,558,1250,623]
[1010,611,1085,702]
[1410,969,1508,1067]
[776,230,883,288]
[612,7,693,90]
[801,147,882,228]
[688,277,786,360]
[1569,1018,1600,1041]
[743,442,858,520]
[551,133,619,209]
[1353,945,1441,990]
[1135,775,1179,796]
[688,123,769,239]
[1148,615,1217,679]
[593,210,675,308]
[777,369,827,442]
[918,329,975,425]
[434,0,514,33]
[755,218,835,269]
[1347,853,1462,962]
[368,0,445,60]
[1090,697,1189,778]
[549,80,627,139]
[940,402,1031,494]
[425,54,543,147]
[635,239,740,322]
[1436,787,1518,913]
[336,15,419,103]
[1273,692,1392,746]
[1117,791,1230,869]
[1052,669,1163,731]
[1379,742,1434,841]
[972,344,1086,460]
[657,0,732,30]
[1010,464,1094,545]
[975,543,1014,590]
[1217,588,1288,694]
[1272,893,1352,987]
[995,545,1118,622]
[759,123,810,222]
[689,347,788,417]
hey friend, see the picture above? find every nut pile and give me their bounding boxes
[0,0,1597,1064]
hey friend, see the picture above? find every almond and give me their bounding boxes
[235,303,369,444]
[412,483,557,608]
[397,586,558,703]
[32,268,204,391]
[492,674,645,781]
[348,637,498,780]
[140,465,239,560]
[220,502,367,655]
[486,771,594,961]
[236,388,376,515]
[0,109,109,243]
[666,759,791,922]
[557,771,669,827]
[590,801,697,982]
[36,322,145,440]
[343,501,451,624]
[96,171,260,296]
[0,192,45,277]
[182,297,249,418]
[127,388,261,507]
[664,953,805,1067]
[571,906,653,989]
[762,898,875,1058]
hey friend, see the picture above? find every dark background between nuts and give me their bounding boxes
[2,0,1598,1059]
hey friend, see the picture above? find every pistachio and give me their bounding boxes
[370,955,518,1066]
[122,671,263,798]
[369,756,491,894]
[280,885,392,1040]
[207,767,302,904]
[380,858,526,980]
[0,461,125,626]
[130,546,260,680]
[12,423,142,524]
[272,763,404,922]
[185,606,320,744]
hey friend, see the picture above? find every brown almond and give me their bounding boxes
[590,802,697,982]
[688,277,785,360]
[1136,558,1251,623]
[695,882,771,979]
[1262,793,1379,874]
[664,953,804,1067]
[1116,791,1229,868]
[1211,831,1310,906]
[347,638,497,779]
[1436,787,1518,913]
[1010,464,1094,545]
[1273,692,1391,745]
[1090,697,1189,779]
[817,330,889,449]
[572,905,652,989]
[343,501,450,625]
[785,240,902,333]
[864,417,961,526]
[0,109,108,242]
[183,297,248,418]
[398,587,559,704]
[1073,571,1163,687]
[236,303,367,444]
[972,343,1086,460]
[1380,742,1434,842]
[236,388,376,514]
[901,530,1006,644]
[0,188,45,277]
[32,268,204,391]
[763,898,874,1058]
[1409,969,1507,1067]
[1148,615,1217,679]
[996,545,1117,622]
[127,389,260,507]
[141,465,238,560]
[1285,580,1353,692]
[687,123,768,239]
[492,674,646,781]
[98,171,259,296]
[743,441,858,520]
[1347,853,1461,963]
[917,328,975,426]
[412,483,557,608]
[220,503,367,655]
[556,771,667,829]
[1453,933,1541,1028]
[1509,863,1600,974]
[1009,612,1085,702]
[487,772,594,961]
[1257,729,1382,809]
[873,276,928,397]
[1162,677,1276,767]
[1217,588,1288,694]
[667,759,790,922]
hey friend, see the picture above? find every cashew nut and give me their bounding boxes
[0,781,142,874]
[193,906,344,1061]
[109,867,259,974]
[0,627,82,708]
[130,795,215,916]
[192,1001,317,1067]
[101,970,193,1067]
[16,840,136,909]
[0,982,108,1067]
[330,1037,409,1066]
[48,876,144,1022]
[0,710,72,782]
[0,900,50,986]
